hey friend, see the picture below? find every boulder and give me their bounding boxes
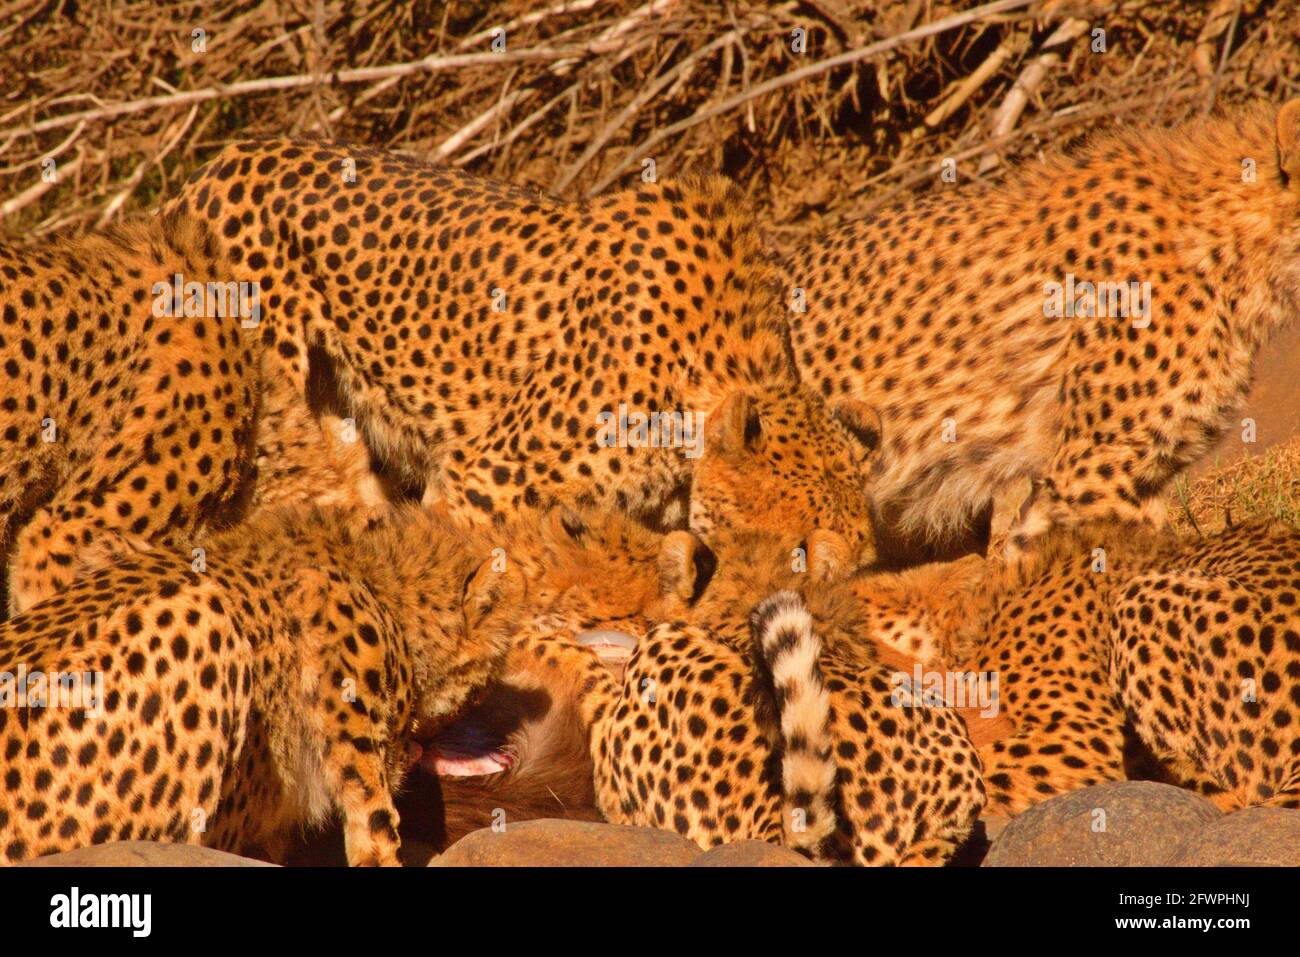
[19,841,276,867]
[984,781,1220,867]
[1167,806,1300,866]
[430,818,700,866]
[689,840,815,867]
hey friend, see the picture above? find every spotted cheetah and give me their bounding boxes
[0,214,396,617]
[499,524,986,865]
[3,149,880,616]
[785,98,1300,561]
[836,521,1300,815]
[0,504,517,865]
[1109,523,1300,811]
[162,141,881,557]
[0,220,258,616]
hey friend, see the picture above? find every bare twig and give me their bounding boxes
[585,0,1041,196]
[2,42,639,139]
[0,150,86,220]
[924,30,1027,128]
[977,17,1089,173]
[0,119,86,176]
[97,103,199,225]
[1202,1,1241,114]
[432,0,671,164]
[553,30,740,193]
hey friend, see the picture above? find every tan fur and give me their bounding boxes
[786,100,1300,559]
[0,504,513,865]
[163,145,881,561]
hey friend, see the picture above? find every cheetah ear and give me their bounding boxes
[806,530,852,582]
[706,391,763,459]
[658,531,717,604]
[462,557,527,636]
[1278,99,1300,185]
[830,399,882,454]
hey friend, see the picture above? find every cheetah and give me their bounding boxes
[0,216,392,618]
[835,521,1300,815]
[1109,522,1300,811]
[0,503,517,866]
[784,98,1300,561]
[162,141,882,555]
[3,148,880,616]
[499,523,986,865]
[0,220,258,616]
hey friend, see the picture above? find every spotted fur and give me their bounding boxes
[836,521,1300,815]
[0,504,515,865]
[163,141,882,558]
[786,99,1300,560]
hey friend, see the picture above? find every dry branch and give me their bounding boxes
[585,0,1042,196]
[2,43,636,140]
[0,0,1293,239]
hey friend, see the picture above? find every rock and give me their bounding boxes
[983,782,1220,867]
[19,841,276,867]
[980,814,1013,845]
[1167,807,1300,866]
[689,841,815,867]
[430,818,701,867]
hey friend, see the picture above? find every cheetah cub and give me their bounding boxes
[832,521,1300,815]
[496,525,986,865]
[0,505,516,866]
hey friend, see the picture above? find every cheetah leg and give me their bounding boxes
[1004,464,1166,564]
[979,719,1126,816]
[897,831,970,867]
[321,736,403,867]
[1005,304,1238,560]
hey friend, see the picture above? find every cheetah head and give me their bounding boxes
[683,526,853,646]
[467,507,718,646]
[689,384,881,565]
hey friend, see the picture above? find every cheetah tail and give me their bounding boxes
[750,591,837,859]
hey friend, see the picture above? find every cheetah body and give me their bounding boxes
[0,505,512,865]
[165,141,880,553]
[787,100,1300,558]
[842,522,1300,814]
